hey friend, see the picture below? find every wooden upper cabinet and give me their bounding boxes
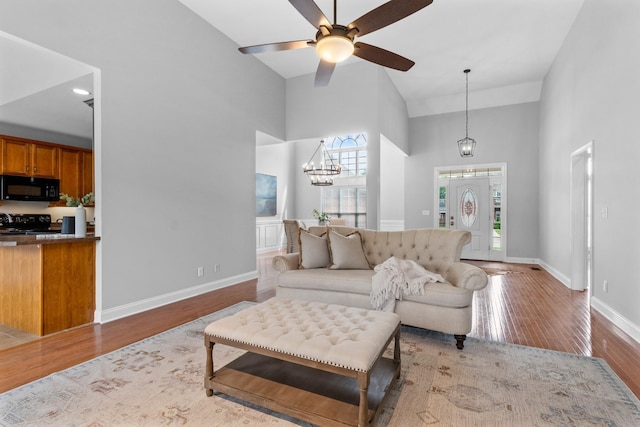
[58,147,83,199]
[31,144,58,178]
[2,138,31,176]
[82,150,94,196]
[1,136,58,178]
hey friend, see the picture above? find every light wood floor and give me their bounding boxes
[1,252,639,399]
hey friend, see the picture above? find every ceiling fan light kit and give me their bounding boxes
[457,68,476,158]
[315,27,355,63]
[238,0,434,87]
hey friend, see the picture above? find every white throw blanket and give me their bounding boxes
[370,257,446,312]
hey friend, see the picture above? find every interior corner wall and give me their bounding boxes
[377,68,409,154]
[0,0,286,316]
[406,102,539,259]
[539,0,640,332]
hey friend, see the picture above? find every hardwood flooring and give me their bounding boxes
[1,253,639,399]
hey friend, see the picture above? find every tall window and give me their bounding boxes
[322,133,367,227]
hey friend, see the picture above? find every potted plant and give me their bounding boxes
[312,209,330,225]
[59,192,95,207]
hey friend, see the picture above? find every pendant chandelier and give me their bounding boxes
[302,139,341,186]
[457,69,476,157]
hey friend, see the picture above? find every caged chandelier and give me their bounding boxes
[457,69,476,157]
[302,139,341,186]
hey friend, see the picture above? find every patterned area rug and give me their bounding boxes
[1,301,639,426]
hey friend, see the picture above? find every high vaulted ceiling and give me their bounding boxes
[0,0,585,141]
[180,0,585,117]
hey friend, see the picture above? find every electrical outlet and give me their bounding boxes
[214,264,220,273]
[197,266,204,277]
[603,280,608,293]
[422,210,430,216]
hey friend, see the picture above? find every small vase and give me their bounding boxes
[75,204,87,237]
[318,220,325,226]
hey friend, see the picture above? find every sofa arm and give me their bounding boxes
[272,253,300,272]
[436,262,488,291]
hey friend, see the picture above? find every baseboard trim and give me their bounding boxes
[538,259,571,289]
[591,297,640,345]
[504,256,540,265]
[96,271,258,324]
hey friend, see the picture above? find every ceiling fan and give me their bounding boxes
[238,0,434,87]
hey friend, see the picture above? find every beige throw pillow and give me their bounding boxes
[298,229,330,269]
[327,229,371,270]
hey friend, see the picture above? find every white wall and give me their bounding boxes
[539,0,640,337]
[406,102,540,259]
[0,0,286,319]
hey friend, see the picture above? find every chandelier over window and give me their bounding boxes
[457,69,476,157]
[302,139,342,186]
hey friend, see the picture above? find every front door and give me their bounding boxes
[452,178,490,260]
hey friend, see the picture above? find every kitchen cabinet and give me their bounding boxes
[82,150,94,196]
[56,147,93,205]
[1,136,58,178]
[58,147,93,199]
[0,238,97,336]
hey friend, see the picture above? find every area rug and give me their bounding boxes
[1,301,639,426]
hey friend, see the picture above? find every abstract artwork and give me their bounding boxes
[256,173,277,216]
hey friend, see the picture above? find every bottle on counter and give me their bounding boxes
[75,204,87,237]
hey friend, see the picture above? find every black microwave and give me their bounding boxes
[0,175,60,201]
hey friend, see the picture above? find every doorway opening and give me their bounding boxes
[434,163,506,261]
[570,142,593,292]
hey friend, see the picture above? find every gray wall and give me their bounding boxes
[406,102,540,259]
[539,0,640,330]
[1,0,285,317]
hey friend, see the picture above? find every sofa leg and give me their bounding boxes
[454,334,466,350]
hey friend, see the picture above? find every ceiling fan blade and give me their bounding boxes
[289,0,331,29]
[353,42,415,71]
[238,40,313,54]
[314,59,336,87]
[348,0,433,37]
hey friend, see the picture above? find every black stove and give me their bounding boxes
[0,213,61,235]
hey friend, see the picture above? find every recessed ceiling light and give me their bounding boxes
[73,88,91,96]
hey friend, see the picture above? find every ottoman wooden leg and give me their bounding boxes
[204,338,215,396]
[357,372,370,426]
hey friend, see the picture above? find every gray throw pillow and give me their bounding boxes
[328,229,371,270]
[298,229,330,269]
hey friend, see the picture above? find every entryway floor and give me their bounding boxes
[0,324,38,351]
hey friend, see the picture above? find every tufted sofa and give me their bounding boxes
[272,227,488,349]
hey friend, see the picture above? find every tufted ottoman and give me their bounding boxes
[204,297,401,426]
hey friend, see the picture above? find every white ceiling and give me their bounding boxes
[180,0,585,116]
[0,33,94,140]
[0,0,585,140]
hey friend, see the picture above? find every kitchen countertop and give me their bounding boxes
[0,233,100,247]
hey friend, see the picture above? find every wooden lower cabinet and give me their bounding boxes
[0,242,95,336]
